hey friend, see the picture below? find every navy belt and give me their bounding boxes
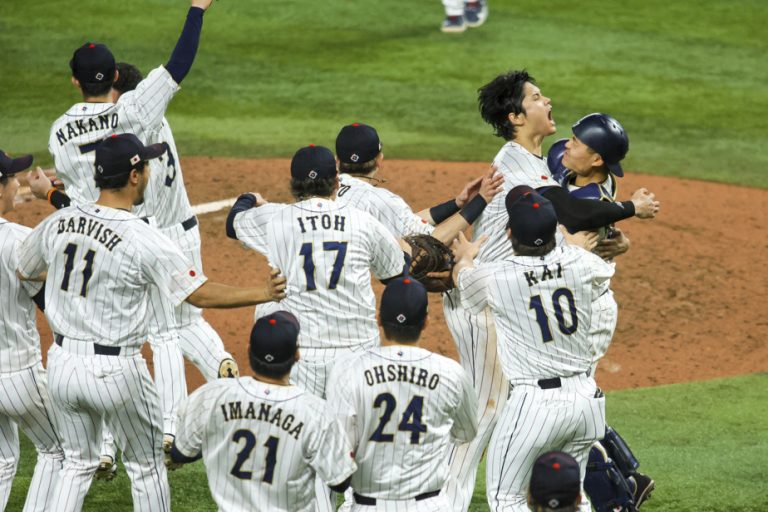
[140,216,197,231]
[537,377,562,389]
[181,216,198,231]
[353,490,440,506]
[54,334,122,356]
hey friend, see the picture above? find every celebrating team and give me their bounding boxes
[1,1,662,511]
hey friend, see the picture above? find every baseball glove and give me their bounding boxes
[404,234,455,293]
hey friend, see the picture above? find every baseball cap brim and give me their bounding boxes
[140,143,166,161]
[606,161,624,177]
[3,154,34,175]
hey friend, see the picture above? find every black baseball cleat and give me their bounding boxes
[629,472,655,508]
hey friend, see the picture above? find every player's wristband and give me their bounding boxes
[429,199,460,224]
[458,195,487,224]
[49,189,71,210]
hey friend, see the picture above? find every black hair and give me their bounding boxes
[290,176,336,201]
[338,157,379,175]
[94,161,147,190]
[0,176,8,186]
[249,354,296,379]
[113,62,144,94]
[478,70,533,141]
[80,79,114,98]
[381,321,425,343]
[511,234,556,257]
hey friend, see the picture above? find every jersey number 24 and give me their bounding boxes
[369,393,427,445]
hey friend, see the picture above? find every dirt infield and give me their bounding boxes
[9,157,767,392]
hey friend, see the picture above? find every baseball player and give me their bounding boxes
[15,134,286,512]
[527,452,583,512]
[452,186,618,511]
[547,115,656,508]
[170,311,357,511]
[326,277,478,511]
[36,58,237,474]
[443,70,662,512]
[0,150,64,512]
[334,122,504,245]
[441,0,488,32]
[227,144,407,399]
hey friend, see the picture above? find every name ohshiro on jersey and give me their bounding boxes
[326,346,478,500]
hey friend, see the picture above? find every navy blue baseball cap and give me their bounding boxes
[94,134,165,179]
[0,150,33,179]
[291,145,337,181]
[335,123,382,164]
[529,451,581,509]
[506,186,558,247]
[572,113,628,177]
[70,42,116,84]
[249,311,300,365]
[380,277,428,327]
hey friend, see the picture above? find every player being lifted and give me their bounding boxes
[171,311,357,512]
[16,135,286,512]
[326,277,478,511]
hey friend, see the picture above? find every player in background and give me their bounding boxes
[16,135,286,512]
[32,60,237,474]
[171,311,356,511]
[334,122,504,244]
[452,186,618,511]
[440,0,488,33]
[326,277,478,511]
[0,150,64,512]
[527,452,583,512]
[443,70,661,512]
[226,144,406,399]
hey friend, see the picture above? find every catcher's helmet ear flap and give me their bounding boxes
[571,114,628,177]
[546,138,569,183]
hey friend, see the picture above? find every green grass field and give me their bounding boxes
[1,0,766,187]
[1,1,766,510]
[7,374,767,510]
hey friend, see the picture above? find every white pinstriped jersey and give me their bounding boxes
[133,119,194,228]
[474,141,556,263]
[336,174,434,238]
[48,66,179,205]
[458,245,617,382]
[0,219,43,372]
[233,198,404,350]
[16,204,205,347]
[326,346,478,499]
[174,378,357,512]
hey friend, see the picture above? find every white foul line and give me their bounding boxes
[191,197,238,216]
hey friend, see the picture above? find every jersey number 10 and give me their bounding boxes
[528,288,578,343]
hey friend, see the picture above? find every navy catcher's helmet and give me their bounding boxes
[546,138,569,185]
[572,113,628,177]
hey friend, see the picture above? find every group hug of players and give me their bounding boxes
[0,1,663,511]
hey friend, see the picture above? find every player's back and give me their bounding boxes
[0,219,42,372]
[237,198,404,350]
[335,174,433,238]
[465,245,617,381]
[19,204,195,346]
[48,67,177,205]
[329,346,477,500]
[184,378,352,512]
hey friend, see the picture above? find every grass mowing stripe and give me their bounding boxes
[1,0,765,187]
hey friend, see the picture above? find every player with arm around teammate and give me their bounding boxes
[326,277,478,511]
[170,310,356,511]
[226,145,406,399]
[0,151,64,512]
[452,186,618,511]
[334,122,504,246]
[16,135,286,512]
